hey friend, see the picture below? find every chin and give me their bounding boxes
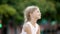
[38,17,41,19]
[37,17,41,19]
[39,17,41,19]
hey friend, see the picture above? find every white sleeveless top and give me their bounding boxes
[21,22,39,34]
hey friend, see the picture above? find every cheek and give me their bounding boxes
[36,13,39,16]
[34,13,38,18]
[32,13,37,17]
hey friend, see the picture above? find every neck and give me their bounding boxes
[30,18,37,27]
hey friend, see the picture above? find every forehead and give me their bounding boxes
[35,8,40,12]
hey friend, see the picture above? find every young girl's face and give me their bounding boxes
[31,8,41,19]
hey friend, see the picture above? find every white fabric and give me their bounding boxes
[21,22,39,34]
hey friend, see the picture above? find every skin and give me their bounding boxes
[24,8,41,34]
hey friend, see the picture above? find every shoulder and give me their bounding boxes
[23,22,32,34]
[23,22,30,28]
[23,22,31,32]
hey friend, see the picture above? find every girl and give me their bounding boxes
[21,6,41,34]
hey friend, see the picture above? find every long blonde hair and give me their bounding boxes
[24,6,39,23]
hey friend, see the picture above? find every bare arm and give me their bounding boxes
[24,25,32,34]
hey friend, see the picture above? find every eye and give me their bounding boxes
[37,11,39,13]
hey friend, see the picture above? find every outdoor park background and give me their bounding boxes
[0,0,60,34]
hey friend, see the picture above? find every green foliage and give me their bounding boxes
[0,0,60,25]
[0,4,16,16]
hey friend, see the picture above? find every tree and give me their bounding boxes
[0,0,60,25]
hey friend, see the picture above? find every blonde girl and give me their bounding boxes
[21,6,41,34]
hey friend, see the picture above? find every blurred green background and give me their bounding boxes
[0,0,60,34]
[0,0,60,25]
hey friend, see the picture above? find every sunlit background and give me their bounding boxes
[0,0,60,34]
